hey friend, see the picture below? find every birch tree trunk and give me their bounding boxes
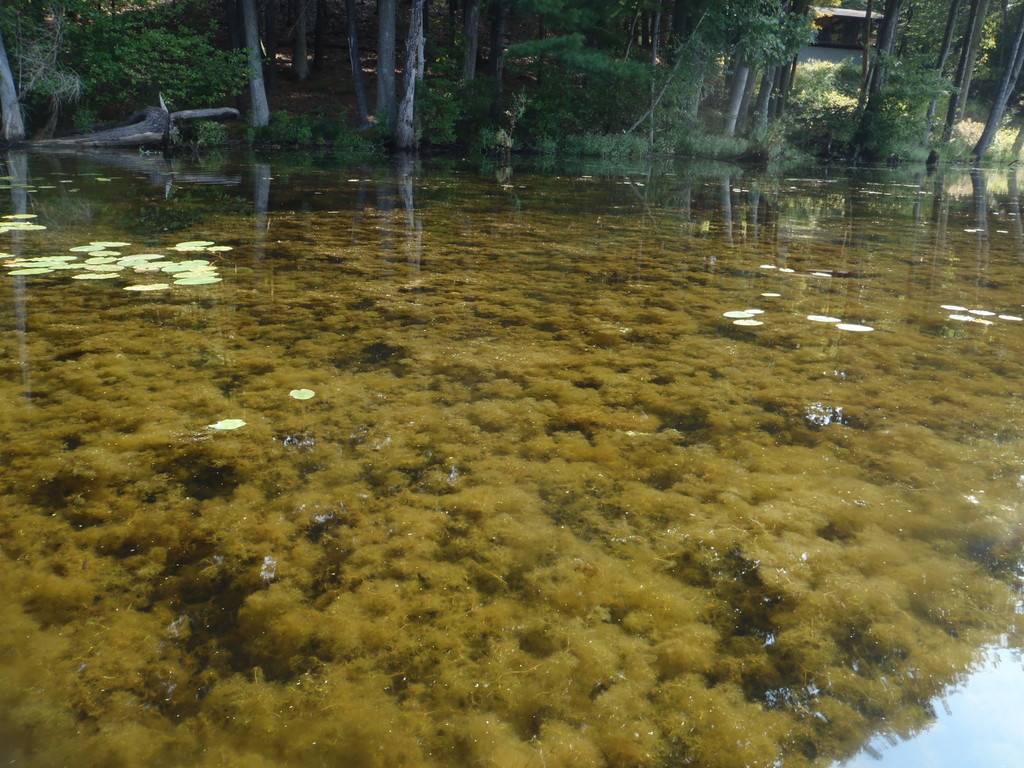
[395,0,426,151]
[241,0,271,126]
[0,28,25,141]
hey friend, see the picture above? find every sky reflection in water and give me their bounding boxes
[0,152,1022,768]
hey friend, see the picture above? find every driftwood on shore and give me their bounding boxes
[29,105,240,149]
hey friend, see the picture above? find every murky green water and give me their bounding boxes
[1,151,1022,768]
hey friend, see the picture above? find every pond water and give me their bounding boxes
[1,150,1022,768]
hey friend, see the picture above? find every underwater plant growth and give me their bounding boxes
[0,155,1023,768]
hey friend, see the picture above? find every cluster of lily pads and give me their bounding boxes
[941,304,1023,326]
[2,238,232,291]
[0,213,47,233]
[721,307,874,332]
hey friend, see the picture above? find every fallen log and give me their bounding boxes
[30,105,240,149]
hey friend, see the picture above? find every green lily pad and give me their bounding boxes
[124,283,170,291]
[70,244,106,252]
[72,272,119,280]
[90,241,130,248]
[8,267,54,275]
[289,389,316,400]
[0,222,46,231]
[174,276,222,285]
[174,240,215,250]
[85,256,118,264]
[84,264,124,272]
[209,419,246,430]
[2,213,37,219]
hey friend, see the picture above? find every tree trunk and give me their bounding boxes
[735,64,759,136]
[395,0,426,151]
[377,0,398,132]
[973,7,1024,160]
[489,0,507,97]
[853,0,906,155]
[241,0,271,126]
[943,0,991,143]
[313,0,329,70]
[264,0,279,92]
[1011,114,1024,158]
[751,66,778,135]
[0,27,25,141]
[461,0,481,81]
[346,0,371,127]
[923,0,964,143]
[293,0,310,81]
[725,60,749,137]
[30,106,239,148]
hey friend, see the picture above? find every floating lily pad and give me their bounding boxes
[733,319,763,326]
[70,244,106,252]
[84,264,124,272]
[209,419,246,430]
[72,272,119,280]
[836,323,874,332]
[90,241,130,248]
[761,292,781,297]
[2,213,37,219]
[941,304,968,311]
[206,245,233,252]
[7,267,54,275]
[289,389,316,400]
[743,309,765,315]
[968,309,996,316]
[85,256,118,264]
[174,240,215,250]
[807,315,842,323]
[124,283,170,291]
[0,222,46,231]
[174,276,222,285]
[759,264,777,269]
[723,311,755,319]
[998,314,1023,321]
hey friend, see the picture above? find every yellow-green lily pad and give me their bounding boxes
[289,389,316,400]
[209,419,246,430]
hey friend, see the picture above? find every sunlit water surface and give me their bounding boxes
[1,151,1023,768]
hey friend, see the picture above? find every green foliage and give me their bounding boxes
[250,110,379,153]
[192,119,229,148]
[853,55,946,162]
[669,130,749,160]
[557,132,651,157]
[49,0,247,117]
[787,60,862,155]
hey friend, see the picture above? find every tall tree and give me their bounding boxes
[0,27,25,141]
[346,0,371,127]
[853,0,907,156]
[943,0,992,143]
[293,0,311,81]
[395,0,426,150]
[241,0,271,126]
[461,0,482,81]
[973,6,1024,160]
[377,0,398,132]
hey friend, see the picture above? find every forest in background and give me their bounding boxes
[2,0,1024,164]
